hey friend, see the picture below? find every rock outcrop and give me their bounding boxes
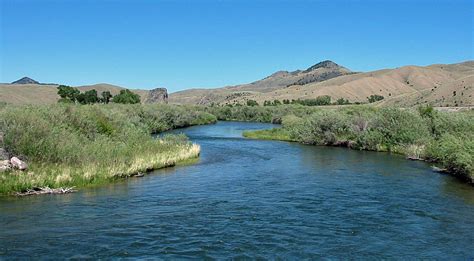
[10,157,27,170]
[145,88,168,104]
[11,77,40,85]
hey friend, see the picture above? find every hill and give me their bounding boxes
[169,61,474,107]
[0,82,167,105]
[169,60,354,104]
[0,84,59,105]
[11,77,40,85]
[76,83,150,100]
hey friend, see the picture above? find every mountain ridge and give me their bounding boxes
[2,60,472,107]
[169,60,474,107]
[11,77,39,85]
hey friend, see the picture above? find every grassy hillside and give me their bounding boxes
[0,84,59,105]
[169,60,354,105]
[76,83,150,100]
[169,61,474,107]
[3,61,471,107]
[0,83,151,105]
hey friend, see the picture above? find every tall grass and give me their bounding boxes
[202,104,324,123]
[0,104,216,194]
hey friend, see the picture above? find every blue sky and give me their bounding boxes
[1,0,472,92]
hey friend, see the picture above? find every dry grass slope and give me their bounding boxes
[169,61,473,107]
[0,83,151,105]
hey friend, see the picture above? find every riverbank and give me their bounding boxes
[2,121,473,259]
[0,104,216,195]
[1,103,472,194]
[240,106,473,183]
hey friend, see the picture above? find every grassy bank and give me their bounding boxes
[0,104,217,194]
[1,103,472,194]
[202,104,321,123]
[234,105,474,183]
[243,128,294,142]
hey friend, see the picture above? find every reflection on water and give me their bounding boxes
[1,121,473,259]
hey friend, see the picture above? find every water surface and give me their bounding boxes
[1,122,473,259]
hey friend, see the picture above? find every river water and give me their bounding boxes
[1,121,473,259]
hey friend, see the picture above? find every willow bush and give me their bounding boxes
[238,105,473,182]
[0,104,216,194]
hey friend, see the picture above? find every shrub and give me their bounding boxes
[246,100,259,106]
[336,98,350,105]
[0,104,216,193]
[426,133,474,180]
[112,89,141,104]
[367,95,384,103]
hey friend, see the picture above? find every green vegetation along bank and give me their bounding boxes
[1,102,472,194]
[0,103,216,194]
[237,105,474,183]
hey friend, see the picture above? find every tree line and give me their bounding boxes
[244,94,384,107]
[57,85,141,104]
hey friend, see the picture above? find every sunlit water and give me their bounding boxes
[1,121,473,259]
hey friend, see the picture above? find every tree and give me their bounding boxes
[315,95,331,105]
[273,99,282,106]
[101,91,113,104]
[57,85,80,103]
[246,99,259,106]
[336,98,350,105]
[367,95,384,103]
[112,89,141,104]
[76,89,99,104]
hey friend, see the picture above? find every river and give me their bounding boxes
[0,121,473,259]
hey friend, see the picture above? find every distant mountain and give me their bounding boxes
[290,60,354,86]
[169,60,474,107]
[303,60,343,72]
[170,60,355,105]
[11,77,39,85]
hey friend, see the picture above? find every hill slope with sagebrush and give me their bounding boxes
[169,60,474,107]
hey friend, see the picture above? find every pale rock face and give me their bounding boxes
[145,88,168,104]
[10,157,27,170]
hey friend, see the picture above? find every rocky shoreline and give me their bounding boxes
[0,133,28,173]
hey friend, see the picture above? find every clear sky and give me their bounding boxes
[1,0,472,92]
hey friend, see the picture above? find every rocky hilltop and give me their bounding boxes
[11,77,39,85]
[145,88,168,104]
[169,60,354,105]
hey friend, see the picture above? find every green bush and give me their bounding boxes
[292,96,332,106]
[112,89,141,104]
[246,100,259,106]
[0,104,216,194]
[238,105,473,181]
[367,94,384,103]
[426,133,474,180]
